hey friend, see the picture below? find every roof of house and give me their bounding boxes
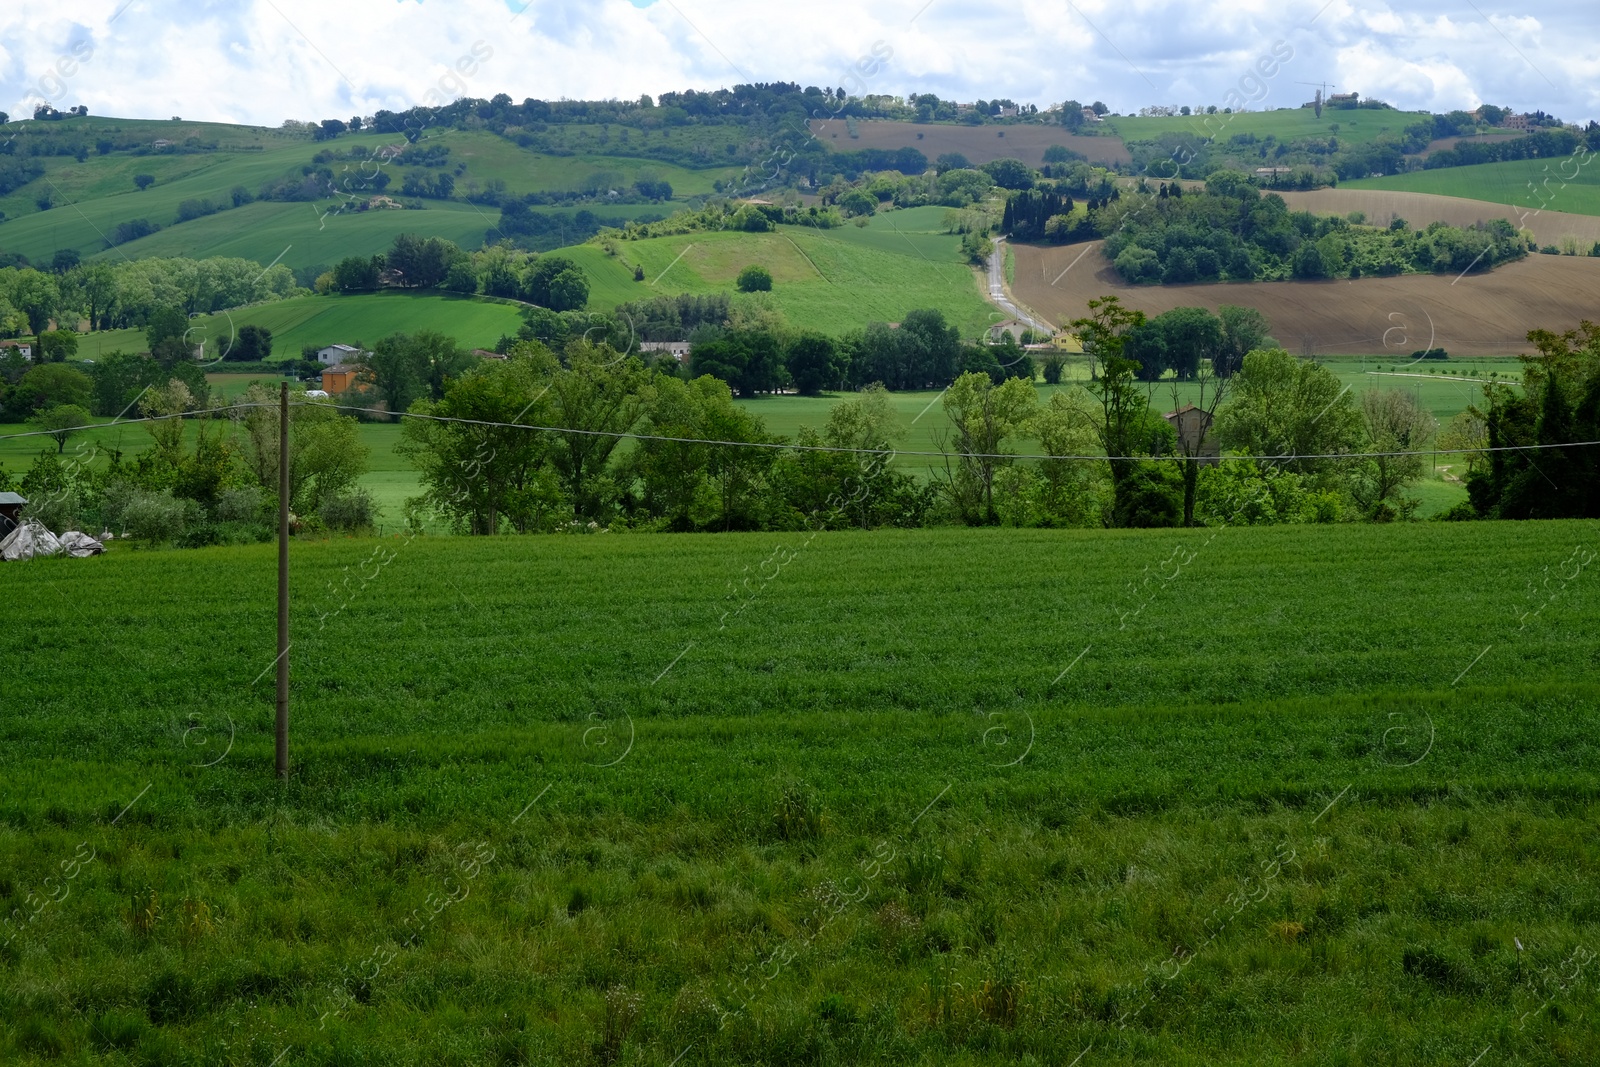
[0,340,29,347]
[0,492,27,505]
[1164,404,1207,417]
[320,343,361,353]
[322,364,361,375]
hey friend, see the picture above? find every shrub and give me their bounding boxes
[213,486,263,523]
[736,264,773,293]
[319,488,378,532]
[21,490,84,534]
[119,491,196,544]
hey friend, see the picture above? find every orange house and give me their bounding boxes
[320,365,364,395]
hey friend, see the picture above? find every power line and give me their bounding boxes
[4,398,1591,465]
[0,402,269,442]
[317,402,1599,464]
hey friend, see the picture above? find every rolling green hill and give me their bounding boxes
[1345,157,1600,219]
[559,208,995,337]
[70,290,527,362]
[0,118,743,271]
[1103,107,1431,146]
[94,199,502,269]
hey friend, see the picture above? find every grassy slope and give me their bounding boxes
[1346,158,1600,219]
[1103,108,1432,147]
[0,121,741,268]
[91,199,501,270]
[69,291,528,362]
[1,523,1598,1064]
[565,208,995,338]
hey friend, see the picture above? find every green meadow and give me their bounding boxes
[70,291,528,363]
[1103,108,1432,148]
[560,209,995,338]
[2,522,1598,1064]
[0,120,739,270]
[1345,158,1600,219]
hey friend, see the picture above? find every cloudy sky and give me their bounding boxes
[2,0,1596,127]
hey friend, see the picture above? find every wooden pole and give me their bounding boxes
[276,382,290,779]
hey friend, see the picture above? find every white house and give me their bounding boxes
[0,340,32,361]
[640,341,691,363]
[316,343,365,366]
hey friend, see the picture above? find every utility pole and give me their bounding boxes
[276,382,290,780]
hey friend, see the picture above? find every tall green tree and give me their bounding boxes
[12,270,60,336]
[398,351,562,534]
[544,343,650,520]
[1071,296,1154,522]
[785,332,844,396]
[1352,389,1436,519]
[28,403,92,453]
[1213,348,1364,485]
[940,371,1038,523]
[1466,322,1600,518]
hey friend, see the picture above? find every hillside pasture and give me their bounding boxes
[1010,241,1600,355]
[806,119,1130,167]
[0,122,736,270]
[1,523,1598,1064]
[1345,158,1600,221]
[562,222,996,337]
[1103,107,1432,147]
[68,291,528,363]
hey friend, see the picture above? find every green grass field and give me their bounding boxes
[1346,158,1600,220]
[0,120,740,270]
[69,291,528,363]
[1103,108,1432,147]
[2,522,1598,1064]
[561,212,995,338]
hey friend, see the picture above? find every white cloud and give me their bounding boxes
[0,0,1594,124]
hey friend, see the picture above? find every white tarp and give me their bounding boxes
[0,521,62,561]
[58,531,106,557]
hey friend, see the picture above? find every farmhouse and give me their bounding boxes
[316,343,365,366]
[988,318,1027,343]
[640,340,691,362]
[0,340,33,361]
[1081,107,1102,124]
[1502,113,1532,130]
[1163,404,1219,463]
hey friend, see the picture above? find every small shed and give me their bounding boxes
[0,492,25,536]
[321,365,365,395]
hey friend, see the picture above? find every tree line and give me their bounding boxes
[8,301,1595,546]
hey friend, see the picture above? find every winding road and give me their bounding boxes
[986,236,1055,334]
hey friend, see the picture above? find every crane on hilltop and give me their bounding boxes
[1296,81,1337,119]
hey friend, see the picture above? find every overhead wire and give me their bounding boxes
[2,398,1590,465]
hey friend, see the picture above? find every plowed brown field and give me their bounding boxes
[1272,189,1600,249]
[1010,243,1600,355]
[807,119,1130,167]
